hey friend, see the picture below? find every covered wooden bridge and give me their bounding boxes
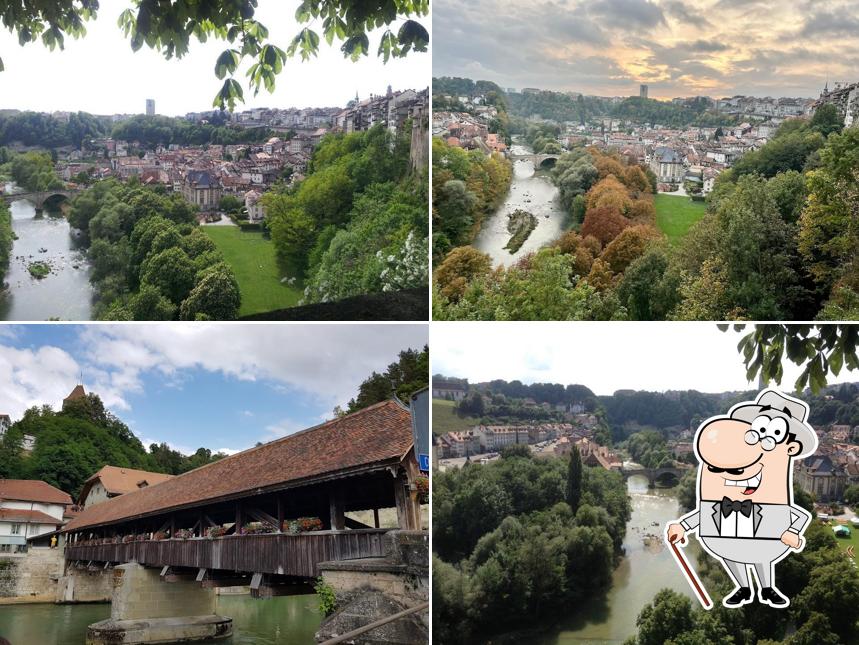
[62,400,424,593]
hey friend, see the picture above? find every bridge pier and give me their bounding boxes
[86,563,232,645]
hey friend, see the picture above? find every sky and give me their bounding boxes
[0,323,428,455]
[433,0,859,99]
[0,2,429,115]
[432,323,858,396]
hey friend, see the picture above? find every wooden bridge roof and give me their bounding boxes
[64,400,413,531]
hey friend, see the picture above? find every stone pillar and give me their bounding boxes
[86,563,232,645]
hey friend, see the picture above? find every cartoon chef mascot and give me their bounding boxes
[666,389,817,609]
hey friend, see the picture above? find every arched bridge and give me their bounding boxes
[62,400,424,596]
[1,189,78,209]
[510,153,560,168]
[621,463,691,486]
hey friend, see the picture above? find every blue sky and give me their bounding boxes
[0,324,428,455]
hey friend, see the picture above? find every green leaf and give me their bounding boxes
[396,19,428,55]
[214,49,240,80]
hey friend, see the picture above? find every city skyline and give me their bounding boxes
[0,3,429,115]
[433,0,858,100]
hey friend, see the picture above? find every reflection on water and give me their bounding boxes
[547,475,699,644]
[472,142,568,267]
[0,594,322,645]
[0,184,93,320]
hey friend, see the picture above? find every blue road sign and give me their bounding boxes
[419,453,430,472]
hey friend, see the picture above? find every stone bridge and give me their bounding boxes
[620,463,691,486]
[1,189,78,209]
[509,153,560,168]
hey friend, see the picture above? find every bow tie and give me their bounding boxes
[721,497,753,518]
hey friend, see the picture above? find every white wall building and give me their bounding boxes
[0,480,71,553]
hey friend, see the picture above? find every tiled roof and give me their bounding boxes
[64,400,413,531]
[0,508,62,525]
[80,466,174,502]
[0,480,72,505]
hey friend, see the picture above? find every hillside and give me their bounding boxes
[432,398,480,436]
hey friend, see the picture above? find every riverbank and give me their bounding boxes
[493,477,698,644]
[0,185,93,320]
[472,141,568,267]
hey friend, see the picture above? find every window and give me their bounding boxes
[10,523,21,535]
[14,545,26,554]
[0,544,10,553]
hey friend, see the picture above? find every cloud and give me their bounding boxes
[76,323,427,410]
[432,0,859,98]
[0,344,82,419]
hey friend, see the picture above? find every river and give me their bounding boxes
[0,183,93,321]
[472,141,568,267]
[0,593,322,644]
[536,475,699,644]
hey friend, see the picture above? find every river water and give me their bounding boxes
[472,142,568,267]
[542,475,699,644]
[0,183,93,321]
[0,593,322,644]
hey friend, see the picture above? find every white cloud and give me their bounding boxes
[0,324,427,424]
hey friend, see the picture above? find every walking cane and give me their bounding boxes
[667,534,713,609]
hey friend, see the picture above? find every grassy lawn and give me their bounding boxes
[828,519,859,564]
[655,194,707,244]
[433,398,480,437]
[203,226,302,317]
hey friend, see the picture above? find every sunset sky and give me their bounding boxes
[433,0,859,99]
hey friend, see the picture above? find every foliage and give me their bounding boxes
[2,1,427,110]
[314,577,338,617]
[27,261,51,279]
[5,150,63,191]
[434,246,492,302]
[264,124,424,304]
[433,454,630,640]
[0,201,12,285]
[0,111,108,148]
[566,447,582,513]
[728,324,859,394]
[0,394,225,496]
[111,115,271,148]
[345,346,429,413]
[66,179,240,320]
[432,137,512,260]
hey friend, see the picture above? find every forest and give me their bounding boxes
[110,114,274,148]
[433,108,858,320]
[263,124,428,304]
[68,179,242,320]
[0,201,10,287]
[431,137,512,264]
[0,147,64,192]
[0,111,109,148]
[433,447,631,642]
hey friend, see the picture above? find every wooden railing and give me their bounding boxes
[64,529,389,578]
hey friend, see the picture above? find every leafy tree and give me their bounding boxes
[601,225,661,274]
[434,246,492,302]
[140,246,197,305]
[617,246,681,320]
[0,201,11,286]
[566,446,582,513]
[218,194,242,214]
[729,324,859,393]
[581,207,631,246]
[179,262,241,320]
[809,104,844,137]
[3,0,428,109]
[345,345,428,412]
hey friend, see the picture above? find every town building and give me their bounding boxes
[649,146,685,184]
[0,480,72,553]
[0,414,10,437]
[182,170,222,210]
[432,383,467,401]
[640,84,649,99]
[795,455,847,502]
[146,99,155,116]
[78,466,174,509]
[244,189,266,222]
[63,384,87,410]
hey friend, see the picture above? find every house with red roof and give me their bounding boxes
[0,480,73,553]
